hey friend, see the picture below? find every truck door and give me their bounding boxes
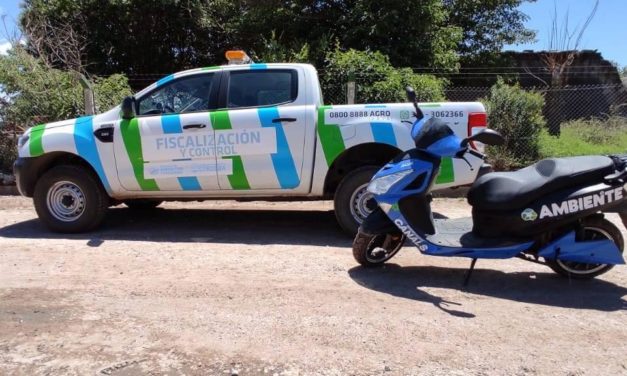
[213,67,307,190]
[113,72,222,191]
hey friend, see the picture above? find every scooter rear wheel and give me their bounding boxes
[546,216,624,279]
[353,231,405,267]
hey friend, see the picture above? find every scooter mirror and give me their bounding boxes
[468,128,504,146]
[406,86,417,103]
[120,96,136,120]
[405,86,424,120]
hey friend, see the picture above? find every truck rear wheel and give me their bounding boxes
[33,165,109,233]
[334,166,379,235]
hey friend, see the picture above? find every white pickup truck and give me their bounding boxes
[14,58,488,234]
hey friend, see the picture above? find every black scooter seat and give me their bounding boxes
[467,156,615,211]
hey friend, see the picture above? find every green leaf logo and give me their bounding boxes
[521,208,538,222]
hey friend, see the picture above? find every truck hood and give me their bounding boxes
[24,106,122,136]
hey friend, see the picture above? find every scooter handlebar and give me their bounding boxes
[467,148,485,160]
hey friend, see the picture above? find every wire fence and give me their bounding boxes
[1,73,626,174]
[444,84,627,131]
[322,79,627,167]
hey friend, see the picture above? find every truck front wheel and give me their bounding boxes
[334,166,380,235]
[33,165,109,233]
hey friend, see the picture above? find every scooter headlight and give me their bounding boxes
[367,170,412,195]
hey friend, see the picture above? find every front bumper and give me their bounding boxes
[13,157,38,197]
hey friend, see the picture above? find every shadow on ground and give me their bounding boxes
[348,264,627,315]
[0,207,351,247]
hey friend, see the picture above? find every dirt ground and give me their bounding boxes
[0,195,626,376]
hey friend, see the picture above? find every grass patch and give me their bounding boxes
[539,116,627,158]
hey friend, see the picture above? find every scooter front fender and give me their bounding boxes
[361,207,399,235]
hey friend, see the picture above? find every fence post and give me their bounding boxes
[346,72,356,104]
[77,73,95,115]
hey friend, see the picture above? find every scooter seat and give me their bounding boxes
[468,156,615,211]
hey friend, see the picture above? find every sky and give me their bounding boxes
[1,0,627,67]
[504,0,627,67]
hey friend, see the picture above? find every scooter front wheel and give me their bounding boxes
[546,216,624,279]
[353,231,405,267]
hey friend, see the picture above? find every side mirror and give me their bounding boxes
[121,96,136,120]
[405,86,424,120]
[466,128,504,146]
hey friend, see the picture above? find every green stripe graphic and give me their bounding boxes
[317,106,346,167]
[120,119,159,191]
[210,111,250,190]
[435,157,455,184]
[29,124,46,157]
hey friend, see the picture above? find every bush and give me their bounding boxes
[0,47,133,173]
[482,79,545,170]
[539,116,627,158]
[0,134,17,174]
[0,48,132,129]
[322,49,445,104]
[93,74,133,112]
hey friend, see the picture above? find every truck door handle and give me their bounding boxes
[272,117,297,123]
[183,123,207,129]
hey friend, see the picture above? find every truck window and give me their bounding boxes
[227,70,297,108]
[138,73,215,116]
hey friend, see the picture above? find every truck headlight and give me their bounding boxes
[367,170,412,195]
[17,134,29,149]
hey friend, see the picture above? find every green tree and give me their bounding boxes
[322,49,445,104]
[444,0,536,60]
[340,0,461,69]
[20,0,239,80]
[19,0,464,82]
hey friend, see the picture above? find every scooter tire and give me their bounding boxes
[353,230,405,267]
[546,216,624,279]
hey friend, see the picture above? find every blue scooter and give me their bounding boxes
[353,87,627,283]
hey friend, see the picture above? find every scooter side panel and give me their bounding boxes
[380,204,533,259]
[474,183,627,238]
[538,231,625,265]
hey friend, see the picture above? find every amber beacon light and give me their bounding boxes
[225,50,252,65]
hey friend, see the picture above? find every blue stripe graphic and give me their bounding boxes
[250,63,267,70]
[161,114,182,133]
[156,74,175,87]
[178,176,202,190]
[370,122,397,147]
[160,114,202,191]
[257,107,299,189]
[73,116,111,192]
[365,105,387,108]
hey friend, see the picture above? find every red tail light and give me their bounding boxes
[468,112,487,151]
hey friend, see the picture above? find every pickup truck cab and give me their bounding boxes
[15,55,488,234]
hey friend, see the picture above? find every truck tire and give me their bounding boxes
[334,166,380,235]
[33,165,109,233]
[124,199,163,210]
